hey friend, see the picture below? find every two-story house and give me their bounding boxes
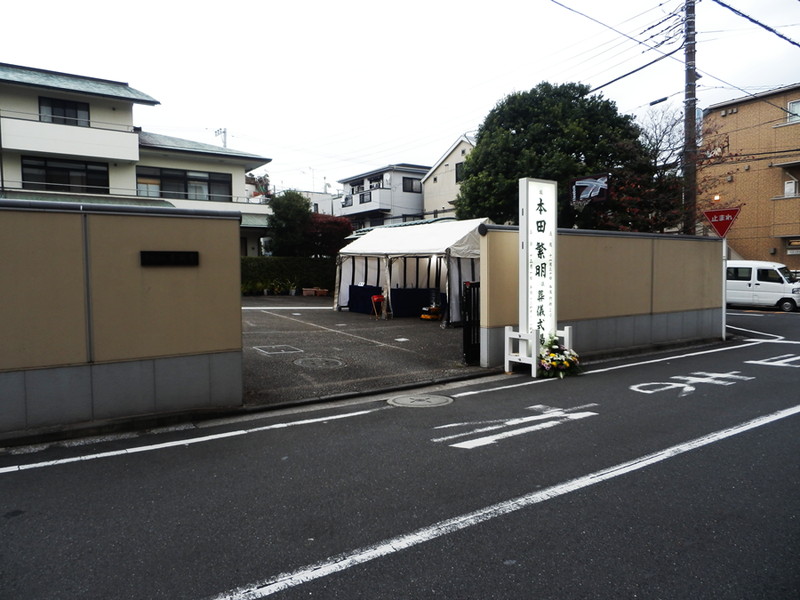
[700,83,800,269]
[0,63,272,256]
[338,163,430,230]
[421,133,475,218]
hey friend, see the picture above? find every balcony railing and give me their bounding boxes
[0,179,259,204]
[0,108,136,133]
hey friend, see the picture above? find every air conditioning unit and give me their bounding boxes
[784,180,798,196]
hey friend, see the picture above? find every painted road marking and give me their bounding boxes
[630,371,755,397]
[0,408,390,474]
[745,354,800,368]
[254,345,303,355]
[432,404,599,449]
[207,404,800,599]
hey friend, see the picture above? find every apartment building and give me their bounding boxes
[338,163,430,230]
[700,83,800,269]
[0,63,272,256]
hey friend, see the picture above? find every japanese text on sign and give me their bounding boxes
[521,179,557,343]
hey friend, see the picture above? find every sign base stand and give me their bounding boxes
[504,326,573,377]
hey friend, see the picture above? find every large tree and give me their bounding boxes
[268,190,312,256]
[455,82,647,227]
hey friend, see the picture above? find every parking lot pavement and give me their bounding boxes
[242,294,494,407]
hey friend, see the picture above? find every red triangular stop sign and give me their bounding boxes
[703,207,741,238]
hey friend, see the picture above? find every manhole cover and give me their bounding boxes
[387,394,453,408]
[293,357,345,369]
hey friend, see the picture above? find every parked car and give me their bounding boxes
[726,260,800,312]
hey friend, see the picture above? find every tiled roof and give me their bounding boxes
[0,63,159,105]
[138,131,271,170]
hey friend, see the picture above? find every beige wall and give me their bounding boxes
[0,205,242,372]
[0,211,89,370]
[481,229,723,327]
[480,229,518,327]
[88,214,242,361]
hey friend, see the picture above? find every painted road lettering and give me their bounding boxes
[432,404,598,449]
[630,371,755,397]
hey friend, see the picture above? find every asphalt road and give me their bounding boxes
[1,309,798,599]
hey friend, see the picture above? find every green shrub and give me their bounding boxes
[241,257,336,295]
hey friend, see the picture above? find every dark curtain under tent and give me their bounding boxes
[334,218,489,324]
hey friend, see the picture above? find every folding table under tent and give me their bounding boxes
[334,218,489,324]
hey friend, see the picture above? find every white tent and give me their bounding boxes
[334,218,489,323]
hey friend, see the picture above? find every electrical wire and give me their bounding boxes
[709,0,800,49]
[589,46,683,93]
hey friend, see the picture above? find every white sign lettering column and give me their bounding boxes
[505,178,566,376]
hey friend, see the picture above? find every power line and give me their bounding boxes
[549,0,685,62]
[709,0,800,49]
[589,46,682,93]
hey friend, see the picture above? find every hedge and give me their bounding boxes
[241,256,337,295]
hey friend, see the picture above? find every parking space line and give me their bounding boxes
[258,310,415,352]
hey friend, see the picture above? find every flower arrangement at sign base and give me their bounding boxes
[537,335,581,379]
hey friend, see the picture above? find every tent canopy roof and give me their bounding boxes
[338,218,489,259]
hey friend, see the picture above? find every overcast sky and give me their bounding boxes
[3,0,798,194]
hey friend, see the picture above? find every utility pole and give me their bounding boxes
[683,0,697,234]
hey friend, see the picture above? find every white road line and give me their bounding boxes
[728,324,784,340]
[258,310,415,352]
[208,403,800,600]
[0,408,388,474]
[454,341,773,398]
[585,341,767,374]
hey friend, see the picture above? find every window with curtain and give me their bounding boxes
[136,167,232,201]
[39,97,90,127]
[22,156,108,193]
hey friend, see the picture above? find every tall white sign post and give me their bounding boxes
[505,178,570,376]
[520,178,557,343]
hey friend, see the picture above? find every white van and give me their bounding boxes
[726,260,800,312]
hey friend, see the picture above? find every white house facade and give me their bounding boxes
[338,163,430,229]
[421,133,475,218]
[0,63,272,256]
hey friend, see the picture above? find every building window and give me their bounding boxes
[788,100,800,124]
[402,177,422,193]
[39,97,90,127]
[22,156,108,193]
[359,191,372,204]
[136,167,232,201]
[455,162,465,183]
